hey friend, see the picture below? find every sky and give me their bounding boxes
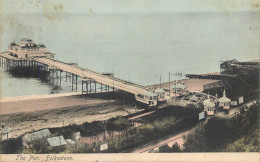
[1,0,259,14]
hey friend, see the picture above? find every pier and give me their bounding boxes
[0,51,158,106]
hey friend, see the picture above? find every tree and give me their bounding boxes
[0,138,23,154]
[171,142,181,152]
[159,144,172,153]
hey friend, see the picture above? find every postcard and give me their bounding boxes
[0,0,259,161]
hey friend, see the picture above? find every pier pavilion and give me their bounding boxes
[7,38,54,59]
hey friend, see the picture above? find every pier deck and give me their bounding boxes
[0,53,157,106]
[35,57,147,95]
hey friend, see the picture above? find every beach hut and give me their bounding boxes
[155,88,165,101]
[0,124,12,141]
[170,82,187,96]
[203,97,215,115]
[218,89,231,109]
[144,91,158,106]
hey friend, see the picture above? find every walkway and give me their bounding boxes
[35,57,147,95]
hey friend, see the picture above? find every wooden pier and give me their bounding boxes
[0,52,158,106]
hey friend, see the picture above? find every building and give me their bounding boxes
[170,82,187,96]
[7,38,54,59]
[66,139,76,145]
[47,136,67,147]
[0,124,12,141]
[144,91,158,106]
[136,91,158,106]
[155,88,166,101]
[73,132,80,142]
[220,59,260,75]
[22,129,51,148]
[203,95,215,115]
[218,89,231,109]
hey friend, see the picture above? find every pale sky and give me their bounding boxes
[1,0,259,14]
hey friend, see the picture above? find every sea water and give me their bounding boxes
[0,12,259,97]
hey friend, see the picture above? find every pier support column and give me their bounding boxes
[89,81,92,93]
[86,82,88,94]
[56,70,58,84]
[72,74,74,91]
[82,81,83,95]
[60,70,62,85]
[95,82,96,93]
[76,75,78,91]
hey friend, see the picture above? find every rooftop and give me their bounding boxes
[203,99,215,108]
[145,91,157,97]
[47,136,67,147]
[38,44,46,48]
[66,139,76,145]
[219,96,231,103]
[21,38,33,42]
[155,88,165,93]
[22,129,51,142]
[1,127,12,134]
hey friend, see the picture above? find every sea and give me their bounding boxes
[0,11,259,98]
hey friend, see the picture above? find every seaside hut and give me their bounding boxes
[144,91,158,106]
[218,89,231,109]
[203,95,215,115]
[0,123,12,141]
[155,88,165,101]
[170,82,187,96]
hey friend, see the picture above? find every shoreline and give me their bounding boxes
[1,101,141,138]
[0,92,82,103]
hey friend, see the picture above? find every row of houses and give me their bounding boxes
[147,78,243,116]
[202,90,244,115]
[22,129,80,149]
